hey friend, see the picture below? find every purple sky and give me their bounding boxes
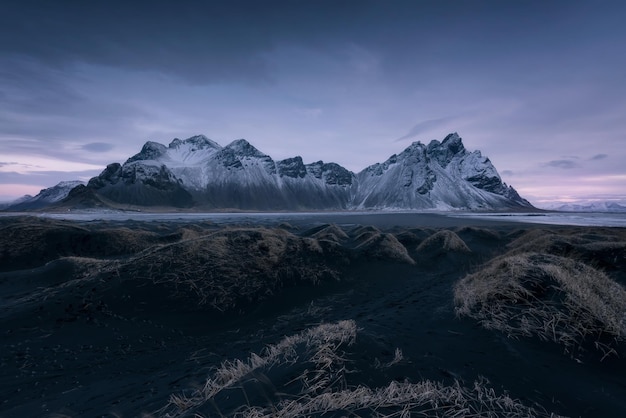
[1,0,625,207]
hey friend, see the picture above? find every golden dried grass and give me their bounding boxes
[354,233,415,265]
[161,320,557,418]
[309,224,349,243]
[455,252,626,357]
[115,227,343,311]
[416,230,471,254]
[0,218,160,270]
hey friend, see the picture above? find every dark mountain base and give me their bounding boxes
[1,216,625,417]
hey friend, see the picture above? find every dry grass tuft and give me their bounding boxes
[455,226,501,240]
[0,218,160,271]
[239,378,556,418]
[115,227,345,311]
[161,320,358,417]
[351,225,382,242]
[416,230,471,254]
[309,224,349,243]
[506,230,584,257]
[354,233,415,265]
[277,222,297,230]
[455,252,626,357]
[161,320,558,418]
[505,229,626,274]
[50,256,114,279]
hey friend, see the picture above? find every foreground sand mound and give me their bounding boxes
[455,226,501,240]
[505,228,626,255]
[416,230,471,254]
[454,226,501,248]
[455,252,626,357]
[161,320,556,418]
[0,217,161,271]
[307,224,349,243]
[351,225,382,242]
[576,240,626,273]
[507,229,584,256]
[354,232,415,264]
[114,227,347,311]
[393,228,433,247]
[507,228,626,273]
[46,256,112,280]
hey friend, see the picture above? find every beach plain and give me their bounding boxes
[1,212,626,417]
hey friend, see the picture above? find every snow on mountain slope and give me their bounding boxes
[354,133,530,210]
[73,133,532,211]
[85,136,355,210]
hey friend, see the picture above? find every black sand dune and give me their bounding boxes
[1,214,626,417]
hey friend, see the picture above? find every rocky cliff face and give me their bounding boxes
[354,133,530,210]
[86,161,193,207]
[78,136,356,210]
[54,133,532,211]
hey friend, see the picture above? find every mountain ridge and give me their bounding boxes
[5,133,534,211]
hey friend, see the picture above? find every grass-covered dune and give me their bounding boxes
[1,215,626,417]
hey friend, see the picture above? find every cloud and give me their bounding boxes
[0,57,151,148]
[1,1,374,86]
[544,159,579,169]
[396,117,455,142]
[0,169,102,187]
[590,153,608,161]
[82,142,115,152]
[2,1,593,87]
[0,161,43,170]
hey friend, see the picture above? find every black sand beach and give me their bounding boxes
[1,213,626,417]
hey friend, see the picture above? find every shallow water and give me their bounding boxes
[2,210,625,227]
[0,211,626,227]
[450,211,626,227]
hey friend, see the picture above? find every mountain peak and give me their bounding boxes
[403,141,427,155]
[225,139,266,157]
[441,132,464,152]
[143,141,167,153]
[169,135,221,150]
[305,161,355,186]
[127,141,168,163]
[425,132,467,167]
[277,156,307,178]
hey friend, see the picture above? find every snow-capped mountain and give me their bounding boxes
[5,180,85,210]
[37,133,531,211]
[84,135,357,209]
[354,134,529,210]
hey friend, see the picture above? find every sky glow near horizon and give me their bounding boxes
[1,0,625,206]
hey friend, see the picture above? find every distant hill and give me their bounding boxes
[541,201,626,213]
[4,181,85,211]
